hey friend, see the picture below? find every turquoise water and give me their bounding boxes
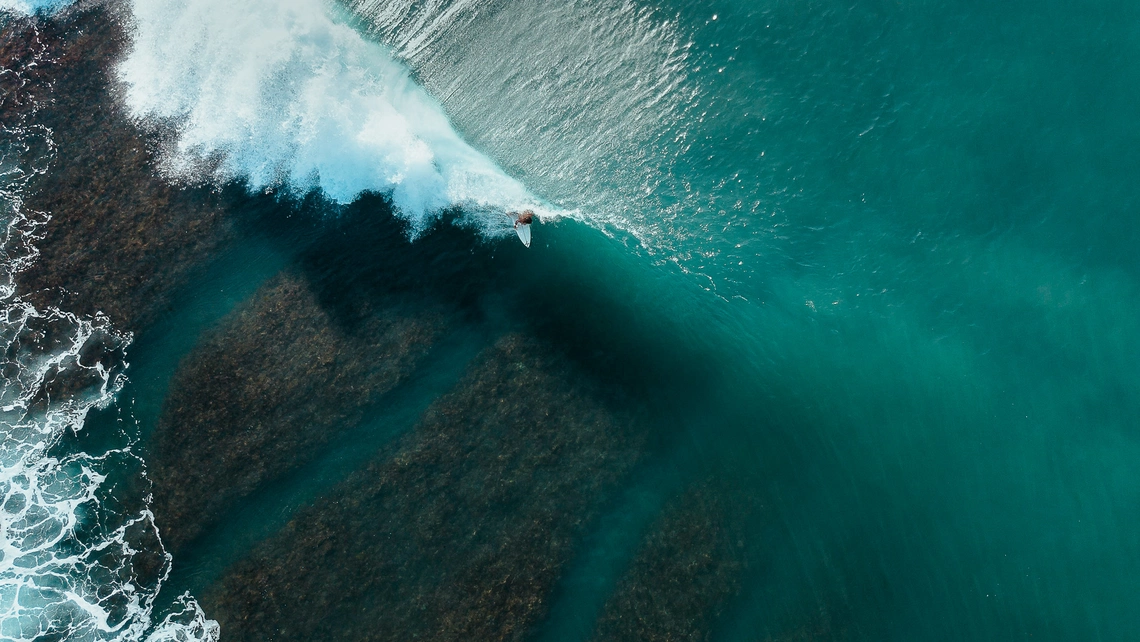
[4,0,1140,639]
[361,0,1140,637]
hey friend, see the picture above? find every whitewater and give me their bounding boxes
[0,18,219,642]
[119,0,553,233]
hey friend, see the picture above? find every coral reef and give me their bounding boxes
[206,334,645,642]
[591,481,749,642]
[13,3,235,330]
[147,271,446,554]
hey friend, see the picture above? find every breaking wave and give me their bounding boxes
[118,0,547,233]
[0,15,216,642]
[345,0,696,247]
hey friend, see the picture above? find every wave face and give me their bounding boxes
[346,0,696,249]
[0,15,216,642]
[118,0,543,233]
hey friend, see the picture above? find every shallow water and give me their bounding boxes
[3,0,1140,640]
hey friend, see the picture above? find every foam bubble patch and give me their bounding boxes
[0,33,217,641]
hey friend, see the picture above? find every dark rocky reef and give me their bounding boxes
[1,13,52,126]
[12,3,234,330]
[147,271,447,554]
[591,481,750,642]
[206,334,645,642]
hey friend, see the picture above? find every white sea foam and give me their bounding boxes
[0,17,217,641]
[0,0,68,13]
[118,0,546,233]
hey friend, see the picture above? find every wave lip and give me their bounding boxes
[118,0,543,232]
[349,0,695,247]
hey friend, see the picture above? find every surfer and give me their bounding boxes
[508,209,534,247]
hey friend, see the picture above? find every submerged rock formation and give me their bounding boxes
[591,480,750,642]
[207,334,645,642]
[12,4,235,331]
[147,271,447,554]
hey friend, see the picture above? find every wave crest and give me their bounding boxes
[118,0,544,233]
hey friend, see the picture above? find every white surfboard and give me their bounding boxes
[515,223,531,248]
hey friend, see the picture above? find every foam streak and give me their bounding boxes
[0,18,217,641]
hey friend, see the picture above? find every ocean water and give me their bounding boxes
[2,0,1139,640]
